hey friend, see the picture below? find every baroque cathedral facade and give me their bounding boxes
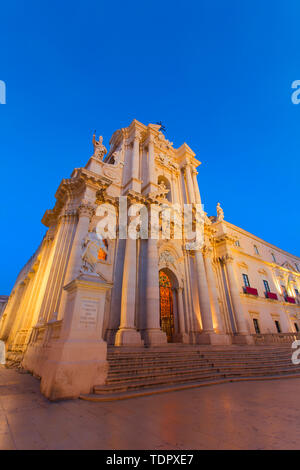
[0,119,300,399]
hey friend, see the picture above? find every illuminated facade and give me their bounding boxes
[0,119,299,399]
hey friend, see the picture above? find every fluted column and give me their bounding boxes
[38,209,77,323]
[56,202,95,322]
[148,134,156,183]
[192,169,202,205]
[143,237,167,346]
[9,274,34,348]
[184,165,196,204]
[194,251,214,333]
[224,255,249,335]
[128,132,141,193]
[132,132,140,182]
[0,282,26,341]
[115,212,143,346]
[176,287,186,334]
[16,260,41,333]
[203,249,224,333]
[64,203,95,284]
[22,232,56,333]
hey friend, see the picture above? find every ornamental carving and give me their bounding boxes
[78,202,95,219]
[149,181,170,200]
[159,250,176,266]
[155,153,179,171]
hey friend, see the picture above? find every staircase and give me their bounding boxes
[80,344,300,402]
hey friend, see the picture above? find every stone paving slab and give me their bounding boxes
[1,365,300,450]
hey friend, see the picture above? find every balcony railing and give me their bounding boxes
[265,292,278,300]
[285,296,296,304]
[252,332,300,344]
[244,286,258,296]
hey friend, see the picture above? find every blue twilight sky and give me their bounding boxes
[0,0,299,294]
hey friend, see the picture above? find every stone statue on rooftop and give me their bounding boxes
[216,202,224,221]
[92,132,107,161]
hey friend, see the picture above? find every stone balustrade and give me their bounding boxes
[251,332,300,344]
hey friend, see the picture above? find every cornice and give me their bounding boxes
[230,247,300,277]
[42,169,113,227]
[223,220,300,263]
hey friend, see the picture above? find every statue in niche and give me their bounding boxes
[216,202,224,221]
[92,132,107,161]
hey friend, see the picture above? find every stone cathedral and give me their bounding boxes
[1,119,300,400]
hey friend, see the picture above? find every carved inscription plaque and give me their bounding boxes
[79,300,98,329]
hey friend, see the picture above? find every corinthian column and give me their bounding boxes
[203,248,224,333]
[0,280,28,341]
[129,132,141,192]
[223,255,252,342]
[192,169,202,205]
[0,281,26,342]
[184,165,195,204]
[148,134,156,182]
[38,209,77,323]
[143,236,167,346]
[115,212,143,346]
[175,287,189,343]
[64,203,95,283]
[194,251,214,333]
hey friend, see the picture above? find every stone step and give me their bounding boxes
[107,361,299,379]
[107,363,300,384]
[107,351,293,361]
[81,373,300,402]
[108,357,294,371]
[95,367,300,395]
[91,346,300,400]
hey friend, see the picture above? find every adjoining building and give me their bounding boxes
[0,119,299,399]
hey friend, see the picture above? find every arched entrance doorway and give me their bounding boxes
[159,270,175,342]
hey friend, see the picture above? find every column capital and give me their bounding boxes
[78,202,95,219]
[221,253,234,264]
[202,245,213,257]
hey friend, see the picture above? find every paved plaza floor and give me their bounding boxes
[0,365,300,450]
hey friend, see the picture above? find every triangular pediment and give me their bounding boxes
[281,261,297,272]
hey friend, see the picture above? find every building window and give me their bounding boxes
[275,320,281,333]
[263,280,270,293]
[281,285,287,297]
[253,318,260,334]
[242,273,250,287]
[271,253,276,263]
[235,240,240,247]
[294,323,299,333]
[295,288,299,296]
[296,263,300,273]
[254,245,259,255]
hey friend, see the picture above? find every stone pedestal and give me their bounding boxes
[40,273,112,400]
